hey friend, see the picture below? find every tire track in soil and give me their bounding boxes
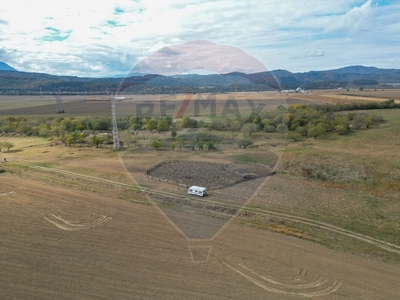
[43,214,112,231]
[222,261,342,298]
[13,161,400,255]
[0,191,16,197]
[239,264,328,289]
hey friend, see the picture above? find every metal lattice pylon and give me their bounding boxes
[111,94,120,150]
[55,92,64,113]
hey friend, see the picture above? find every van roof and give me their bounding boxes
[189,186,206,190]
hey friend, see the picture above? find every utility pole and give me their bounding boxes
[111,93,120,150]
[55,92,65,113]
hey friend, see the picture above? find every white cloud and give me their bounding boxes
[132,40,267,75]
[325,0,373,32]
[0,0,398,75]
[146,41,173,55]
[308,49,325,57]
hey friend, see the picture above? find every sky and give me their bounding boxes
[0,0,399,77]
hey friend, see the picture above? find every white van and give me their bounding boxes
[188,186,207,197]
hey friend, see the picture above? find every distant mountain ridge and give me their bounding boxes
[1,64,399,94]
[145,73,254,87]
[289,65,400,83]
[0,62,17,71]
[330,66,387,75]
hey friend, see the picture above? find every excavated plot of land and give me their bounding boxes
[147,160,272,190]
[144,161,272,239]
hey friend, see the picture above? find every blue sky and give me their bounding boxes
[0,0,399,77]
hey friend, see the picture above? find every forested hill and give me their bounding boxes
[274,66,400,89]
[0,62,17,71]
[1,65,399,95]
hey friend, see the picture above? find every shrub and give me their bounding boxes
[241,123,257,136]
[207,141,217,151]
[157,119,169,132]
[197,141,204,150]
[176,137,185,149]
[276,124,288,134]
[335,124,349,135]
[92,135,103,148]
[0,141,15,152]
[307,125,325,138]
[351,115,366,130]
[287,132,303,142]
[295,126,307,136]
[264,125,276,133]
[370,114,384,123]
[238,138,253,148]
[171,130,177,138]
[150,140,162,150]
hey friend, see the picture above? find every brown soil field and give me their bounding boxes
[288,89,400,104]
[0,93,311,117]
[1,173,400,299]
[2,90,398,118]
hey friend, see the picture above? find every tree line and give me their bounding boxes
[0,101,392,149]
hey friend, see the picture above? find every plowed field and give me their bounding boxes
[1,174,400,299]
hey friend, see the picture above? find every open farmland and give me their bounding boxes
[1,93,400,298]
[0,92,309,117]
[2,170,400,299]
[288,88,400,104]
[1,90,399,118]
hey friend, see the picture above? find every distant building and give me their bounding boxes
[296,87,306,93]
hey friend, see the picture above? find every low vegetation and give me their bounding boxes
[0,141,14,152]
[0,101,392,152]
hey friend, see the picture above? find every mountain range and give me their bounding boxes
[1,62,399,94]
[0,62,17,71]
